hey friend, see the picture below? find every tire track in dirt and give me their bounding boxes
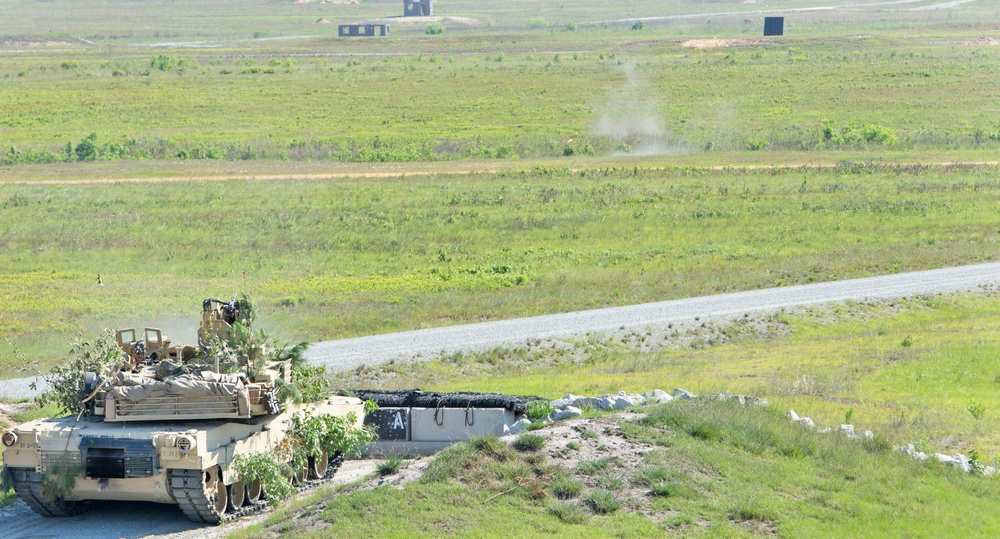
[4,161,997,186]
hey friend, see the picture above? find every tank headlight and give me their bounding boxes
[2,431,17,447]
[176,435,196,452]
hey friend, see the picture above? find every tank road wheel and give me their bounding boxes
[309,450,329,480]
[168,466,229,524]
[8,467,94,517]
[246,478,262,502]
[228,480,246,510]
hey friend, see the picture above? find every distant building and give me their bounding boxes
[338,24,390,37]
[404,0,432,17]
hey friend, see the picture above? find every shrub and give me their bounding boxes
[550,477,584,499]
[527,17,549,29]
[74,133,99,161]
[2,147,64,166]
[34,329,125,415]
[150,54,178,71]
[526,400,553,420]
[649,482,686,498]
[566,22,577,31]
[632,20,646,30]
[746,137,767,151]
[511,434,546,452]
[549,502,588,524]
[376,457,404,476]
[232,452,294,502]
[632,466,672,487]
[584,490,622,514]
[425,23,444,35]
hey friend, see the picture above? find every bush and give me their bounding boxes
[2,147,64,166]
[584,490,622,514]
[527,17,549,29]
[511,434,546,452]
[376,457,404,476]
[425,23,445,35]
[526,400,553,420]
[150,54,178,71]
[34,329,125,415]
[232,451,294,502]
[632,20,646,30]
[649,482,686,498]
[632,466,673,487]
[549,502,588,524]
[746,137,767,151]
[74,133,99,161]
[550,477,584,499]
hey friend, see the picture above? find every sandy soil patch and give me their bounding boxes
[375,15,485,27]
[681,38,766,49]
[1,37,79,47]
[965,37,999,46]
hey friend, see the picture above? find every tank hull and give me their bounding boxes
[3,396,363,505]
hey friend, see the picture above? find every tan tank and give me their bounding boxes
[1,297,367,524]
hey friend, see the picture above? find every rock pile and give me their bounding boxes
[786,409,991,475]
[505,388,767,435]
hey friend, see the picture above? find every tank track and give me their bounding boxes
[169,452,346,524]
[8,467,104,517]
[7,453,345,525]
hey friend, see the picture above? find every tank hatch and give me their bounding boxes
[81,437,157,479]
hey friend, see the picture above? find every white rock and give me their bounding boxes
[673,388,696,399]
[934,453,955,465]
[837,424,855,436]
[505,418,532,435]
[553,406,582,420]
[794,417,815,429]
[614,393,646,410]
[863,430,874,439]
[551,394,585,410]
[817,428,832,434]
[643,389,673,405]
[785,409,800,421]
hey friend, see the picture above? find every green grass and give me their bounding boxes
[3,164,1000,375]
[0,0,998,164]
[233,400,1000,538]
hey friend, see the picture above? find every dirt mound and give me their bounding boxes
[681,38,766,49]
[965,37,999,46]
[0,36,80,47]
[315,18,333,24]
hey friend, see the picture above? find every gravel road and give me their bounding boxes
[306,261,1000,372]
[4,262,1000,401]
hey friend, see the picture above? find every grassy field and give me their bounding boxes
[3,163,1000,375]
[0,0,999,164]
